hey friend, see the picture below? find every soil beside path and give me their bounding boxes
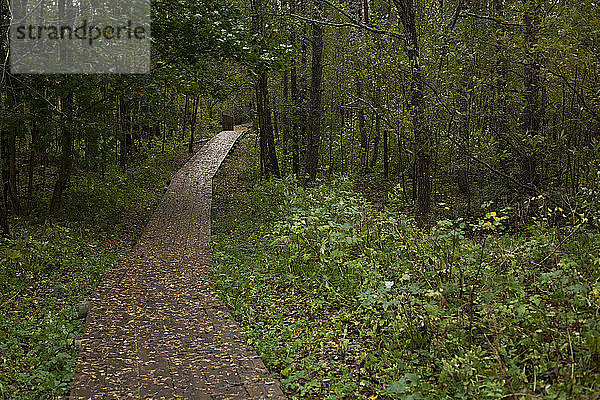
[70,126,286,400]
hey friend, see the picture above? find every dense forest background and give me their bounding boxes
[1,0,600,227]
[1,0,599,398]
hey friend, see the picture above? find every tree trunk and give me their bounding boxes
[1,76,21,215]
[0,179,8,236]
[305,18,324,184]
[290,67,300,178]
[256,71,280,178]
[340,106,346,173]
[50,0,75,215]
[27,123,39,212]
[189,95,199,153]
[50,93,73,215]
[181,95,189,141]
[392,0,432,226]
[8,115,19,215]
[357,79,368,171]
[0,132,8,236]
[251,0,280,178]
[1,130,10,211]
[289,0,303,178]
[383,127,389,180]
[370,115,381,169]
[457,78,471,198]
[273,110,279,139]
[521,0,541,191]
[281,71,290,175]
[118,95,130,167]
[0,0,10,234]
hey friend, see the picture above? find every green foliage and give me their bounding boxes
[153,0,245,64]
[0,225,126,399]
[269,177,373,294]
[212,178,600,399]
[60,147,180,232]
[0,147,185,399]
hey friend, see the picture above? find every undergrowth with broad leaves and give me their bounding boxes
[0,146,186,399]
[212,176,600,399]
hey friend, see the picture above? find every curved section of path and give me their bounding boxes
[71,127,286,400]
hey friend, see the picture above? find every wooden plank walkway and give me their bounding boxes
[70,127,286,399]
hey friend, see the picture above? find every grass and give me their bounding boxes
[0,143,189,399]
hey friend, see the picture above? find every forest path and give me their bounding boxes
[70,126,286,400]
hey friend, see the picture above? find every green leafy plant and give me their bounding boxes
[212,176,600,399]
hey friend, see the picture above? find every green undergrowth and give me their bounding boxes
[211,176,600,399]
[0,146,186,399]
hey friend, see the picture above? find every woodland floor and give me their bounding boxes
[69,126,286,399]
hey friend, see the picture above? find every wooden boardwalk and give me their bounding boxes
[70,127,286,399]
